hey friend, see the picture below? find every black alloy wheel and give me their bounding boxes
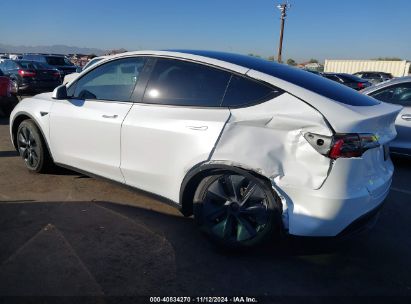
[16,120,50,172]
[194,172,282,248]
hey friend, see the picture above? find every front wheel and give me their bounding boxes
[16,120,52,173]
[193,172,283,248]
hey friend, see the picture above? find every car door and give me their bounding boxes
[368,82,411,153]
[121,57,232,202]
[50,57,147,182]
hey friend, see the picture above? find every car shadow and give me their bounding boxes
[392,154,411,167]
[1,199,409,297]
[0,150,19,157]
[0,117,9,125]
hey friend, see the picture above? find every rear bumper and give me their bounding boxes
[337,202,383,238]
[276,152,393,237]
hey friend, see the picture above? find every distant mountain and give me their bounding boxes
[0,43,107,55]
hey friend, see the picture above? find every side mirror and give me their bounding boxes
[76,66,82,73]
[52,85,68,100]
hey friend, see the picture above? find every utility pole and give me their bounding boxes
[276,2,290,63]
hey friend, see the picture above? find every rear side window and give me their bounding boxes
[222,75,282,107]
[369,82,411,106]
[143,58,231,107]
[45,56,73,66]
[178,51,380,106]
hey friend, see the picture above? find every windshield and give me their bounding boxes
[46,56,73,66]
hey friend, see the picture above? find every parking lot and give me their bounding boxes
[0,110,411,299]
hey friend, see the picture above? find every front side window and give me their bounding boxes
[72,57,146,101]
[369,82,411,106]
[143,58,231,107]
[222,75,282,107]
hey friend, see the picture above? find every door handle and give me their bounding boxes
[186,125,208,131]
[102,114,118,119]
[401,114,411,121]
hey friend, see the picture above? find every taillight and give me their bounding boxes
[18,69,36,77]
[357,82,364,89]
[304,132,380,159]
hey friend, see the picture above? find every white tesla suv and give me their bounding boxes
[9,50,401,248]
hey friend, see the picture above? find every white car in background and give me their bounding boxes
[63,56,108,85]
[362,76,411,156]
[9,50,401,248]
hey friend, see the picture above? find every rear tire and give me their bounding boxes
[16,119,53,173]
[193,171,283,249]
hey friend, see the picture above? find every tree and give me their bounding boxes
[248,53,261,58]
[309,58,319,63]
[286,58,296,66]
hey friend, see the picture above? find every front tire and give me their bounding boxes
[193,171,283,248]
[16,120,52,173]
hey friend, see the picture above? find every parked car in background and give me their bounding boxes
[354,71,393,84]
[322,73,372,90]
[21,54,78,77]
[82,56,108,71]
[63,55,108,84]
[10,50,400,248]
[0,59,62,94]
[0,69,18,115]
[303,69,321,75]
[362,76,411,156]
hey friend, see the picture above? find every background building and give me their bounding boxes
[324,60,411,77]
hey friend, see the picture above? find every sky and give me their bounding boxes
[0,0,410,62]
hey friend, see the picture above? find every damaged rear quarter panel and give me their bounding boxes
[211,93,333,190]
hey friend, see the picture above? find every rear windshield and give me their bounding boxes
[18,61,51,70]
[174,50,380,106]
[45,56,73,66]
[339,74,367,82]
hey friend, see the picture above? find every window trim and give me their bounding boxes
[136,56,282,109]
[67,54,283,108]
